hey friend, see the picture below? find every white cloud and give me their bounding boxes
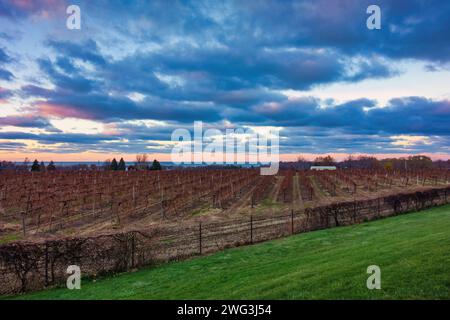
[390,135,433,147]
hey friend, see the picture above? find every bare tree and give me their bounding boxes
[135,154,149,170]
[314,155,335,166]
[22,157,30,170]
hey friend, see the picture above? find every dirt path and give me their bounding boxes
[269,176,282,202]
[309,176,326,199]
[292,173,305,212]
[222,185,257,216]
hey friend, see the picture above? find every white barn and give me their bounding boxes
[310,166,337,171]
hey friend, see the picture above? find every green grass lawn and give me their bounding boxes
[10,204,450,300]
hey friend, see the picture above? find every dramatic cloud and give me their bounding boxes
[0,114,56,129]
[0,131,118,145]
[0,69,13,80]
[0,141,27,151]
[250,97,450,136]
[0,0,449,157]
[232,0,450,63]
[67,0,450,63]
[0,48,11,63]
[0,48,13,80]
[0,87,11,100]
[47,40,107,67]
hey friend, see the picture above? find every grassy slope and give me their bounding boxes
[11,205,450,300]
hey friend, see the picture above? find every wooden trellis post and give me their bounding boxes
[131,232,135,268]
[44,242,49,286]
[377,198,381,217]
[250,215,253,244]
[21,211,26,236]
[199,222,202,255]
[291,209,294,234]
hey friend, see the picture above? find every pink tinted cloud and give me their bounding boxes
[102,123,121,135]
[433,100,450,115]
[8,0,67,19]
[0,87,10,104]
[37,102,94,119]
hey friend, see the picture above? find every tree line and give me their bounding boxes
[0,154,163,172]
[30,160,56,172]
[103,156,162,171]
[284,155,450,170]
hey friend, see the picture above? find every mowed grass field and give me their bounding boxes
[10,204,450,300]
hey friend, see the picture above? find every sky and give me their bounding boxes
[0,0,450,162]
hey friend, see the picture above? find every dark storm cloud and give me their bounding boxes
[75,0,450,63]
[366,97,450,135]
[0,48,11,63]
[37,58,99,93]
[0,68,13,80]
[232,0,450,63]
[250,97,450,137]
[37,39,395,97]
[47,40,107,67]
[0,114,56,130]
[28,39,394,123]
[33,92,223,123]
[0,141,27,151]
[0,131,118,145]
[250,97,375,127]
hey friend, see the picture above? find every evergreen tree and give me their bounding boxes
[31,159,40,172]
[150,159,162,171]
[47,160,56,171]
[118,158,126,171]
[110,158,118,171]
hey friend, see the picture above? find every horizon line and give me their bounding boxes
[1,152,450,163]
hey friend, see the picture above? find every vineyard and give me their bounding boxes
[0,168,449,242]
[1,167,450,294]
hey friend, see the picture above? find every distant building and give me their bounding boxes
[310,166,337,171]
